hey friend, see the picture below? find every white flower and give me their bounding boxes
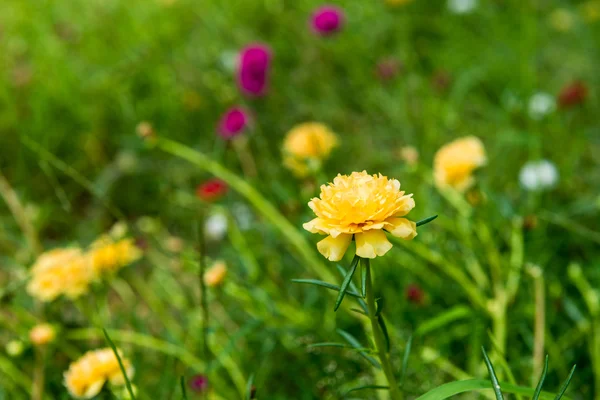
[205,213,228,241]
[528,93,556,120]
[448,0,477,14]
[519,160,559,191]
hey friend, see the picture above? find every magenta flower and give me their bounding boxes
[218,107,251,139]
[237,44,272,97]
[311,5,344,36]
[189,374,209,393]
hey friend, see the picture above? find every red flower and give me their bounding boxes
[558,81,588,108]
[405,283,424,305]
[196,179,228,202]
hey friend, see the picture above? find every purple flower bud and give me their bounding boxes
[376,58,403,81]
[189,374,209,393]
[218,107,251,139]
[237,44,272,97]
[311,5,345,36]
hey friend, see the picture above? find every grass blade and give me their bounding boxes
[361,259,367,298]
[245,374,254,400]
[481,347,504,400]
[291,279,362,298]
[336,264,368,313]
[334,255,360,311]
[307,342,350,349]
[532,355,548,400]
[416,215,438,227]
[103,328,136,400]
[180,376,188,400]
[399,335,413,387]
[414,379,567,400]
[554,365,576,400]
[345,385,389,394]
[378,315,390,352]
[337,329,381,369]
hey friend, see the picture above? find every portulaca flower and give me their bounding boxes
[448,0,477,14]
[519,160,559,191]
[528,93,556,120]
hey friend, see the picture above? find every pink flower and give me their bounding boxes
[405,283,424,305]
[189,374,209,393]
[237,44,272,96]
[376,58,403,81]
[218,107,250,139]
[311,5,345,36]
[558,81,588,108]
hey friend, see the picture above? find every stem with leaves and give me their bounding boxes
[364,259,402,400]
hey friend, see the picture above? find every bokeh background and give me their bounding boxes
[1,0,599,399]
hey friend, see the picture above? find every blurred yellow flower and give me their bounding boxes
[29,323,56,346]
[303,171,417,261]
[88,236,142,275]
[27,248,95,302]
[399,146,419,166]
[433,136,486,192]
[64,348,134,399]
[282,122,338,177]
[204,260,228,287]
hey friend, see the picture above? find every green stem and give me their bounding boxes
[364,260,402,400]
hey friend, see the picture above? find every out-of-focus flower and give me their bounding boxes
[189,374,209,393]
[549,9,575,32]
[581,1,600,22]
[282,122,338,177]
[448,0,477,14]
[523,215,538,231]
[64,348,134,399]
[196,179,228,202]
[204,261,228,287]
[135,121,154,139]
[6,340,24,357]
[406,284,424,304]
[109,222,129,240]
[386,0,413,7]
[165,236,184,253]
[27,248,95,302]
[205,212,229,241]
[217,107,251,139]
[433,136,486,192]
[237,44,272,97]
[528,92,556,120]
[519,160,559,191]
[88,236,142,275]
[311,5,345,36]
[558,81,588,108]
[304,171,417,261]
[399,146,419,166]
[376,58,402,81]
[29,323,56,346]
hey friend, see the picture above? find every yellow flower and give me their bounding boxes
[433,136,486,192]
[399,146,419,166]
[204,260,228,287]
[303,171,417,261]
[282,122,338,177]
[29,323,56,346]
[64,348,134,399]
[88,236,142,275]
[27,248,95,302]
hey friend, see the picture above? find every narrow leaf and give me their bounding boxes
[399,335,413,387]
[345,385,390,394]
[180,376,188,400]
[481,347,504,400]
[378,315,390,352]
[336,265,368,313]
[375,297,384,317]
[245,374,254,400]
[554,365,576,400]
[337,329,381,369]
[291,279,362,298]
[416,215,438,227]
[532,355,549,400]
[361,259,367,298]
[307,342,350,349]
[103,329,136,400]
[350,308,368,316]
[334,255,360,311]
[414,379,567,400]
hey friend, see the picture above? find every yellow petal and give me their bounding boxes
[82,379,106,399]
[355,230,393,259]
[303,218,327,234]
[317,234,352,261]
[385,218,417,240]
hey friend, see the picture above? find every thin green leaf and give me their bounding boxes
[334,255,360,311]
[103,329,136,400]
[291,279,362,298]
[554,365,576,400]
[180,376,188,400]
[307,342,350,349]
[336,264,368,313]
[414,379,568,400]
[350,308,368,316]
[532,355,549,400]
[245,374,254,400]
[481,347,504,400]
[378,316,390,352]
[416,215,438,227]
[414,305,472,337]
[399,335,413,387]
[361,259,367,298]
[337,329,381,369]
[345,385,389,394]
[375,297,384,317]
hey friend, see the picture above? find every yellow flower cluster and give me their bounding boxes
[27,236,142,302]
[64,348,134,399]
[29,323,56,346]
[304,171,417,261]
[433,136,486,192]
[204,260,228,287]
[283,122,338,177]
